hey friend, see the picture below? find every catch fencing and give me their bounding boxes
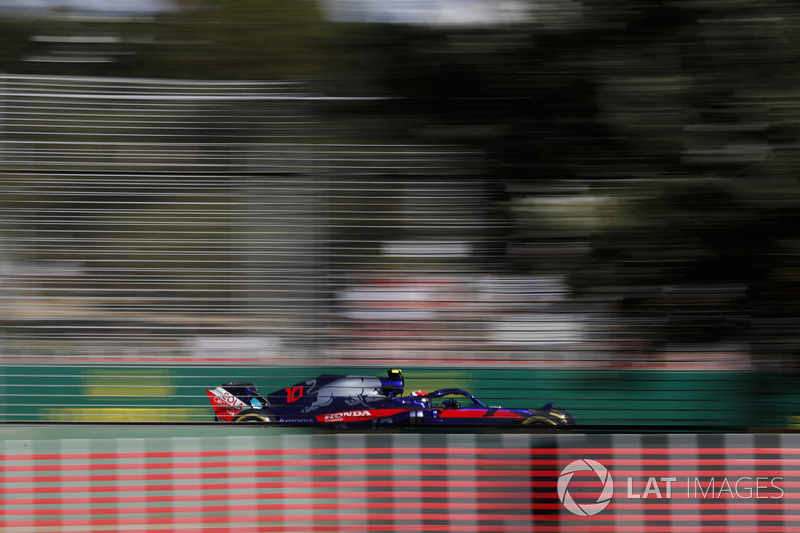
[0,427,797,532]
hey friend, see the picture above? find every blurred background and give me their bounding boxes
[1,0,800,426]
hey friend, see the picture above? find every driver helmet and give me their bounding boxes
[409,390,428,404]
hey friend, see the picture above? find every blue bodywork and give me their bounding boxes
[207,369,574,428]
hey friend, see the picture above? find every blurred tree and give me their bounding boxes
[328,0,800,359]
[132,0,337,80]
[573,0,800,353]
[0,1,336,80]
[0,17,36,71]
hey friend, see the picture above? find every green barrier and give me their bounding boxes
[1,364,799,428]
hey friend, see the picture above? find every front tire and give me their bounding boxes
[522,415,560,427]
[232,409,275,423]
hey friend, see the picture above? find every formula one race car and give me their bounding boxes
[207,369,574,428]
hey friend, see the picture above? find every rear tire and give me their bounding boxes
[232,409,276,423]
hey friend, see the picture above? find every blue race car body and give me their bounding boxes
[207,369,573,428]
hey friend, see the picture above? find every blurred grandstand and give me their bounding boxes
[0,74,758,369]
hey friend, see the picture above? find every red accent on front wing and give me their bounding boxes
[437,409,526,419]
[316,408,410,424]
